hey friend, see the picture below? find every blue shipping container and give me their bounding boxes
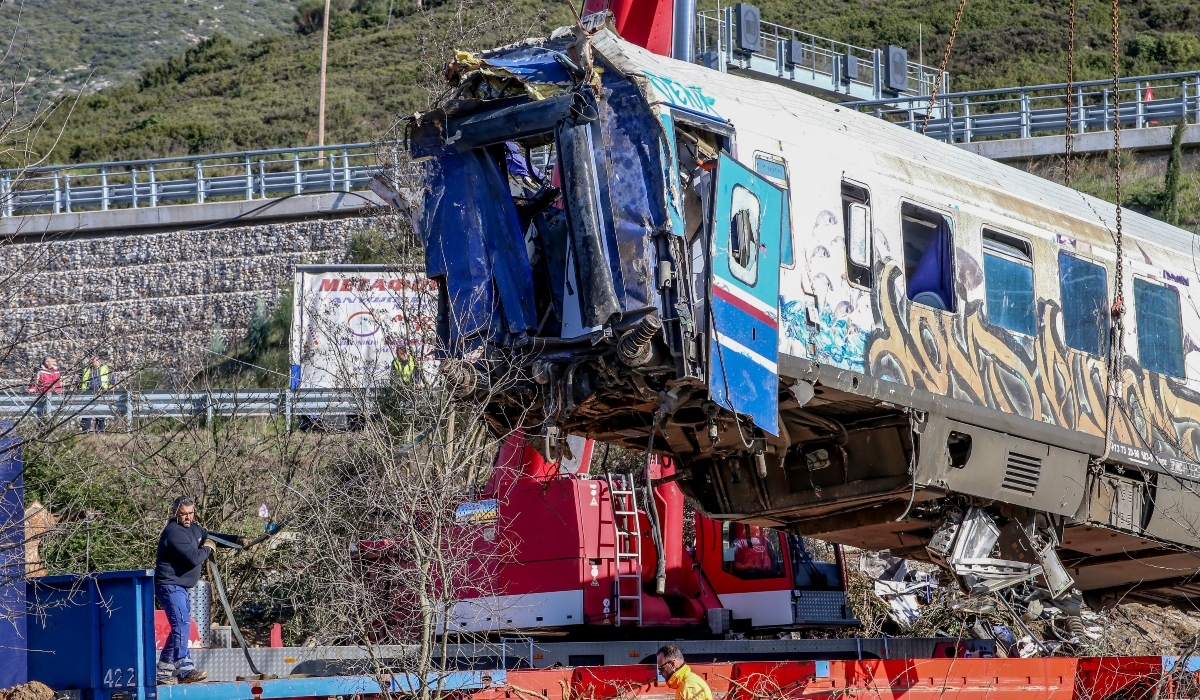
[0,420,26,689]
[27,570,158,700]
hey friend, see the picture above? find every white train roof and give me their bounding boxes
[590,29,1197,259]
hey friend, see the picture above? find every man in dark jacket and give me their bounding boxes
[155,497,246,685]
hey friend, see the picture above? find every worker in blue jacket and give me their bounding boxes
[154,497,247,685]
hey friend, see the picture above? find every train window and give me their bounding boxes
[754,154,794,267]
[721,522,785,579]
[1134,278,1185,378]
[902,202,956,311]
[842,182,871,287]
[1059,253,1109,356]
[982,229,1035,335]
[728,184,760,286]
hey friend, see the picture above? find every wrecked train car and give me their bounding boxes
[408,24,1200,606]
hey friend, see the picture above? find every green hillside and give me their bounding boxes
[0,0,295,104]
[32,0,572,163]
[32,0,1200,165]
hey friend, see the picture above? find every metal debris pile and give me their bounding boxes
[848,548,1200,658]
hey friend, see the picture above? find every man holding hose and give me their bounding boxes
[155,497,247,684]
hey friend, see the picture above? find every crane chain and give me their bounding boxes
[1101,0,1126,463]
[921,0,969,136]
[1064,0,1076,186]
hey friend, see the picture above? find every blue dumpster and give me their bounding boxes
[0,421,25,689]
[27,570,157,700]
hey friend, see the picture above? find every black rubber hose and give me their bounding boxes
[207,551,266,677]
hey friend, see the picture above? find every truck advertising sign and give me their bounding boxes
[290,265,438,389]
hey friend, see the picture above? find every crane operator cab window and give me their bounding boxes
[722,522,785,579]
[902,202,956,311]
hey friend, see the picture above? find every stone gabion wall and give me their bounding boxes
[0,215,402,386]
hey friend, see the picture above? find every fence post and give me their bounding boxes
[196,160,205,204]
[343,149,351,192]
[293,151,302,195]
[258,159,266,198]
[53,172,61,214]
[2,173,11,217]
[1181,79,1189,125]
[100,165,109,211]
[1020,91,1030,139]
[1077,86,1085,134]
[947,100,955,143]
[1103,89,1110,131]
[131,168,138,209]
[872,48,882,100]
[63,173,71,213]
[1137,80,1146,128]
[149,164,158,207]
[285,389,293,433]
[245,155,253,200]
[328,150,335,191]
[963,97,972,143]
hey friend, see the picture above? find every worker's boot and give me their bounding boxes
[156,662,177,685]
[176,658,208,684]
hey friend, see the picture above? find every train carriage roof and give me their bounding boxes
[590,29,1198,260]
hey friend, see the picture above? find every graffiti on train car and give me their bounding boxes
[776,198,1200,480]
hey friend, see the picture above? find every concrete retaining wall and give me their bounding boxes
[0,215,400,385]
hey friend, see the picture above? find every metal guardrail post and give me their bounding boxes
[63,173,71,213]
[53,172,61,214]
[245,155,253,201]
[100,165,109,211]
[149,164,158,207]
[258,159,266,199]
[285,389,293,432]
[328,151,335,191]
[872,49,882,99]
[2,173,11,217]
[343,149,351,193]
[293,152,302,195]
[1102,89,1110,130]
[962,98,972,143]
[125,390,134,426]
[1020,91,1030,139]
[196,160,205,204]
[1181,79,1189,125]
[1135,81,1144,129]
[947,101,955,143]
[1077,87,1085,134]
[722,6,732,74]
[131,168,138,209]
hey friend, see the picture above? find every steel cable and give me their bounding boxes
[921,0,969,136]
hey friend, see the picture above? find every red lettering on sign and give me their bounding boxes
[319,279,340,292]
[370,279,386,291]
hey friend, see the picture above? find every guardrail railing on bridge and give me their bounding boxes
[0,388,377,429]
[845,71,1200,144]
[0,143,392,218]
[695,8,943,101]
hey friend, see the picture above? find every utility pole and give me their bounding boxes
[318,0,331,149]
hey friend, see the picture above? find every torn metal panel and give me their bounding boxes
[420,150,536,346]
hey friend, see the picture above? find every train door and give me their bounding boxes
[708,154,783,435]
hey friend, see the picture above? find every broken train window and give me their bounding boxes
[754,154,794,267]
[902,202,956,311]
[1058,252,1109,356]
[728,184,761,286]
[982,228,1035,336]
[1134,277,1185,378]
[842,181,871,287]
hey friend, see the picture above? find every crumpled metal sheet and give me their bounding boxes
[420,150,537,349]
[586,61,670,314]
[450,46,588,101]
